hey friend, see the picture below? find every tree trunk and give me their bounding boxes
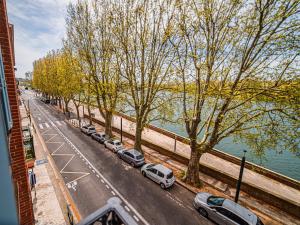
[104,111,113,138]
[87,104,92,125]
[75,104,81,126]
[134,118,143,152]
[58,98,62,109]
[184,141,208,186]
[65,100,70,113]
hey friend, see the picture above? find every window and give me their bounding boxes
[148,168,157,174]
[136,155,143,160]
[207,196,225,206]
[227,212,249,225]
[215,207,232,217]
[157,171,164,178]
[0,51,13,131]
[167,172,173,179]
[256,218,264,225]
[127,153,134,158]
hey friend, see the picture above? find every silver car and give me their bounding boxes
[117,149,145,167]
[104,139,124,152]
[81,125,96,135]
[193,193,264,225]
[141,163,175,189]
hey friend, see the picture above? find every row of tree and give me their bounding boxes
[33,0,300,185]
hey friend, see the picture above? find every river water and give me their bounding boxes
[151,119,300,181]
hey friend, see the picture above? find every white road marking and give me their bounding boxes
[92,170,95,173]
[38,117,41,121]
[61,121,66,125]
[101,179,104,183]
[125,206,130,212]
[32,100,150,225]
[45,123,50,128]
[111,191,116,196]
[106,185,110,189]
[50,121,55,126]
[56,121,62,126]
[133,215,139,222]
[39,124,44,129]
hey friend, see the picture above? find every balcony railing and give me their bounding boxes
[76,197,138,225]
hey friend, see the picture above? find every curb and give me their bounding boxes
[32,118,82,223]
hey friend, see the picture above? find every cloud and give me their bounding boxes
[7,0,73,78]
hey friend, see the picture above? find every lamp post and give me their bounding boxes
[120,117,123,142]
[235,150,247,203]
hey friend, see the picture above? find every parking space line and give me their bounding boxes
[45,122,50,128]
[133,215,139,222]
[106,185,110,189]
[39,124,44,129]
[111,191,116,196]
[125,206,130,212]
[56,121,62,126]
[101,179,104,183]
[50,121,55,126]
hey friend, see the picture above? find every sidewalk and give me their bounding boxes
[19,100,66,225]
[66,101,300,224]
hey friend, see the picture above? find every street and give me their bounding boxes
[24,91,213,225]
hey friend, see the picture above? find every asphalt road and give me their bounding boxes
[24,91,213,225]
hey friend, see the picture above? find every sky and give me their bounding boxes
[7,0,73,78]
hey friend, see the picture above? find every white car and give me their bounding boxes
[81,125,96,135]
[141,163,175,189]
[104,139,124,152]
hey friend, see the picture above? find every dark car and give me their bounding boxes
[117,149,145,167]
[91,132,108,144]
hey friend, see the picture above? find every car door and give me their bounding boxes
[146,168,158,183]
[122,152,130,162]
[212,207,233,225]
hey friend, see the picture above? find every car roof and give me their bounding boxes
[223,199,257,224]
[128,149,142,156]
[153,164,172,174]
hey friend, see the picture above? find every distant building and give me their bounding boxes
[0,0,34,224]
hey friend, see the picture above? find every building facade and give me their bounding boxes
[0,0,34,224]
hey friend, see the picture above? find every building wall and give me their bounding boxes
[0,0,34,224]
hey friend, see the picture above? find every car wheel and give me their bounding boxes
[142,171,146,177]
[198,207,208,218]
[130,162,135,167]
[118,154,121,159]
[104,144,107,148]
[160,183,165,189]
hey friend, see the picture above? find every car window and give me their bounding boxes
[215,207,232,218]
[89,128,95,130]
[166,172,173,179]
[227,212,249,225]
[148,168,157,174]
[207,196,225,206]
[136,155,143,160]
[115,141,121,145]
[157,171,164,178]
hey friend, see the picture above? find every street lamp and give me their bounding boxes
[235,149,247,203]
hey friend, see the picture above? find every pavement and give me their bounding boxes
[22,91,213,225]
[19,99,66,225]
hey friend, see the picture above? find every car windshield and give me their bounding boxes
[115,141,121,145]
[147,164,155,168]
[90,128,95,130]
[136,155,143,160]
[207,196,225,206]
[166,172,173,179]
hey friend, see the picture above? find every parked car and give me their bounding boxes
[81,125,96,135]
[117,149,145,167]
[141,163,175,189]
[104,139,124,152]
[91,132,108,144]
[193,192,264,225]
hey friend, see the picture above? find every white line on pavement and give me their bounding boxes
[39,123,44,129]
[111,191,116,196]
[50,121,55,126]
[133,215,139,222]
[101,179,104,183]
[45,122,50,128]
[38,117,41,120]
[125,206,130,212]
[106,185,110,189]
[56,121,62,126]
